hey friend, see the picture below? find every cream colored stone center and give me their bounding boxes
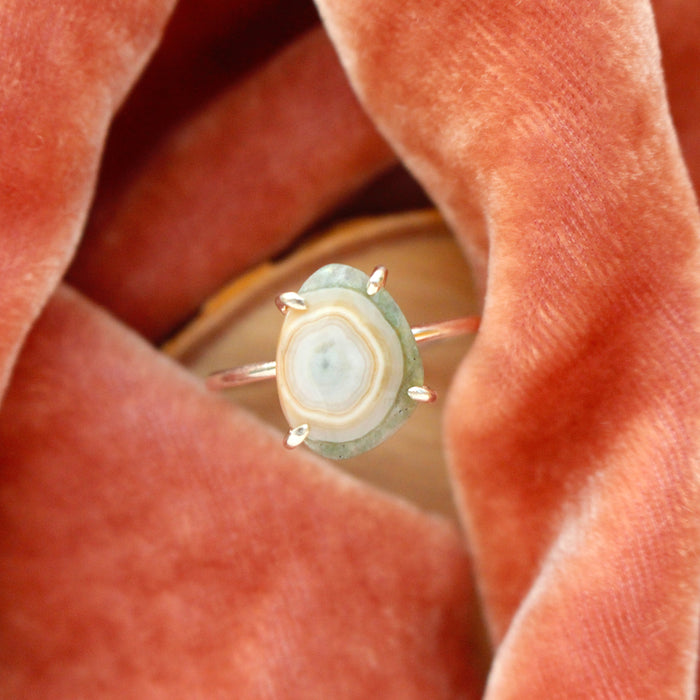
[276,288,404,443]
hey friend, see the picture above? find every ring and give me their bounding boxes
[207,263,479,459]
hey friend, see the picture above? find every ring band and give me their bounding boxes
[208,263,479,459]
[206,317,479,390]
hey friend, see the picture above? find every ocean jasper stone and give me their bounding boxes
[276,264,423,459]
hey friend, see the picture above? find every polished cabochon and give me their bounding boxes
[276,264,423,459]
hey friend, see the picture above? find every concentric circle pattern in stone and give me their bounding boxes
[276,264,423,459]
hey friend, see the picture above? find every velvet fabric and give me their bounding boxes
[0,1,698,698]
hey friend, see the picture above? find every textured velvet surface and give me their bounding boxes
[1,0,698,698]
[68,24,394,339]
[315,0,700,696]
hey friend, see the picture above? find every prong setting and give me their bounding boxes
[275,292,307,314]
[206,264,482,458]
[407,385,437,403]
[366,265,388,296]
[284,424,310,449]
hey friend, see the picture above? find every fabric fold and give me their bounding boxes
[68,26,394,340]
[0,0,176,400]
[313,0,700,695]
[0,285,484,697]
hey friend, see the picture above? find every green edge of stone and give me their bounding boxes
[298,263,423,460]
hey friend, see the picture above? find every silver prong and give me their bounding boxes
[408,385,438,403]
[275,292,307,314]
[366,266,388,296]
[284,424,310,449]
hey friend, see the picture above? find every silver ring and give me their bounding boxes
[208,263,479,459]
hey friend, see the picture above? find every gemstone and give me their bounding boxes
[276,264,423,459]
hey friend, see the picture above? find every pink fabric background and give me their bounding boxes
[0,0,698,697]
